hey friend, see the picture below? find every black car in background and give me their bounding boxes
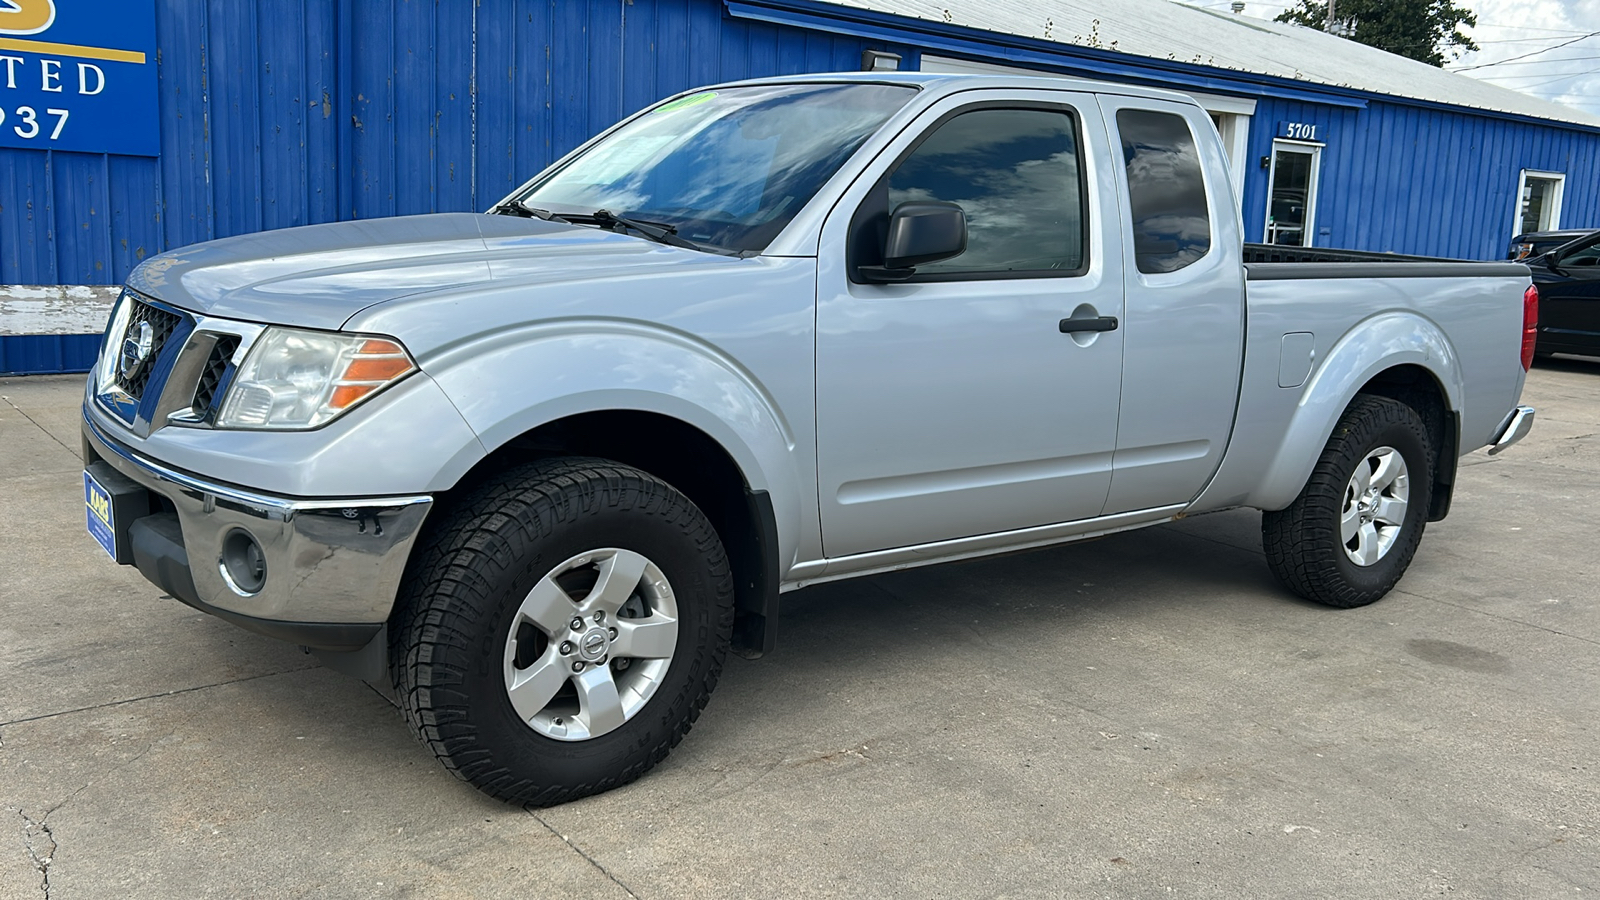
[1526,229,1600,359]
[1508,229,1597,261]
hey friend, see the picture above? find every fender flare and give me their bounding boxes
[1251,312,1463,512]
[421,318,805,574]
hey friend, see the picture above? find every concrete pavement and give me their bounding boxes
[3,359,1597,898]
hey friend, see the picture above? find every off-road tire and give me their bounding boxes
[1262,395,1433,608]
[391,457,735,805]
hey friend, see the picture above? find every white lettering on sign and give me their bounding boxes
[78,62,102,95]
[1,104,66,140]
[0,0,156,155]
[0,57,108,96]
[1283,122,1317,141]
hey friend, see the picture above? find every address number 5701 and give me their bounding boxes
[0,107,71,141]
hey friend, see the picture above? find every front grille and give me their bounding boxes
[116,297,183,402]
[190,335,239,418]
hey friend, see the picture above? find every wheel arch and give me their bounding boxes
[438,406,785,657]
[1250,312,1464,514]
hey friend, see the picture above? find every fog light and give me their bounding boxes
[220,529,267,595]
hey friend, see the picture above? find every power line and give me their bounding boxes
[1471,67,1600,81]
[1472,35,1600,45]
[1460,54,1600,68]
[1449,30,1600,71]
[1504,73,1595,92]
[1470,23,1596,35]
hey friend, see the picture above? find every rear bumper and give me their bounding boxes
[1488,405,1535,456]
[83,409,433,650]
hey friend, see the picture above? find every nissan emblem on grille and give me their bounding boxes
[119,321,155,381]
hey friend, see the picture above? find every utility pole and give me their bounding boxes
[1325,0,1337,33]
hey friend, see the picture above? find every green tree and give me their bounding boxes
[1275,0,1479,67]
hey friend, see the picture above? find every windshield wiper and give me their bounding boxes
[496,203,720,253]
[585,209,706,252]
[490,200,571,223]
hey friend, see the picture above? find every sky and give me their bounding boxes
[1188,0,1600,117]
[1451,0,1600,117]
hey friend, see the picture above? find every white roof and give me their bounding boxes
[827,0,1600,129]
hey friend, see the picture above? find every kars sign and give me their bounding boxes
[0,0,158,156]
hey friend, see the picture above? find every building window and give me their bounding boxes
[1265,139,1323,247]
[1516,170,1565,235]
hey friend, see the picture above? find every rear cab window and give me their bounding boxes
[1116,109,1212,274]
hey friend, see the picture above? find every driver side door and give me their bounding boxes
[813,91,1126,559]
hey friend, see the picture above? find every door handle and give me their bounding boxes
[1059,316,1119,334]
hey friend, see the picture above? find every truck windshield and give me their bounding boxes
[515,83,916,254]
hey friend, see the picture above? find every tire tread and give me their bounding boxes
[1262,395,1433,609]
[390,457,734,805]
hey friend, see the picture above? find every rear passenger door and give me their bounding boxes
[1098,98,1246,514]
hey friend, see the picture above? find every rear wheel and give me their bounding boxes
[1262,395,1433,608]
[391,458,735,805]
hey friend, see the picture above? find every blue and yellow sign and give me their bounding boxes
[0,0,158,155]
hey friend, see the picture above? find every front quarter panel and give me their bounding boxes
[351,256,821,571]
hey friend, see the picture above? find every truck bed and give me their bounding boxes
[1242,243,1531,280]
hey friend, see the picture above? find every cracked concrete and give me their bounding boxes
[18,810,55,899]
[2,357,1599,898]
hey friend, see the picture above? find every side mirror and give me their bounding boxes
[1538,250,1564,273]
[859,201,967,282]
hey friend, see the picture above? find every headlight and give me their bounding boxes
[93,292,135,390]
[216,327,416,429]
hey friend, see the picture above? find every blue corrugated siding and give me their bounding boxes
[1,0,1597,294]
[1240,96,1600,258]
[0,0,916,290]
[0,334,101,376]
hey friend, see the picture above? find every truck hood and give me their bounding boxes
[126,213,707,331]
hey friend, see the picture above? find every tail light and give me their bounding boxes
[1521,283,1539,371]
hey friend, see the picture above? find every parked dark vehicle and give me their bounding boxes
[1527,229,1600,359]
[1508,228,1596,261]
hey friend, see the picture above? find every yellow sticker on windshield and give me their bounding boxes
[652,91,717,114]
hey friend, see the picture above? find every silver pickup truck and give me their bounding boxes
[80,73,1537,805]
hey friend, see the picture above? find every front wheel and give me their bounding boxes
[391,458,735,805]
[1262,395,1434,608]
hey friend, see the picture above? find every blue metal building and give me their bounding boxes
[4,0,1598,373]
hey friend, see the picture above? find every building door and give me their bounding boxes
[1517,170,1565,234]
[1264,140,1322,246]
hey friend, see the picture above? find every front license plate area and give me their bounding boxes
[85,469,118,560]
[83,462,150,564]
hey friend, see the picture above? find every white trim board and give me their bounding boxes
[0,285,119,336]
[1513,169,1565,236]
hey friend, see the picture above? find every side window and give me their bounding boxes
[1117,109,1212,275]
[1560,236,1600,268]
[856,107,1085,278]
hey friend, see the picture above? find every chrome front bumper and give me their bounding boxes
[83,410,433,648]
[1488,405,1536,456]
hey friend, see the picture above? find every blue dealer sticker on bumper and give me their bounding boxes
[84,469,116,560]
